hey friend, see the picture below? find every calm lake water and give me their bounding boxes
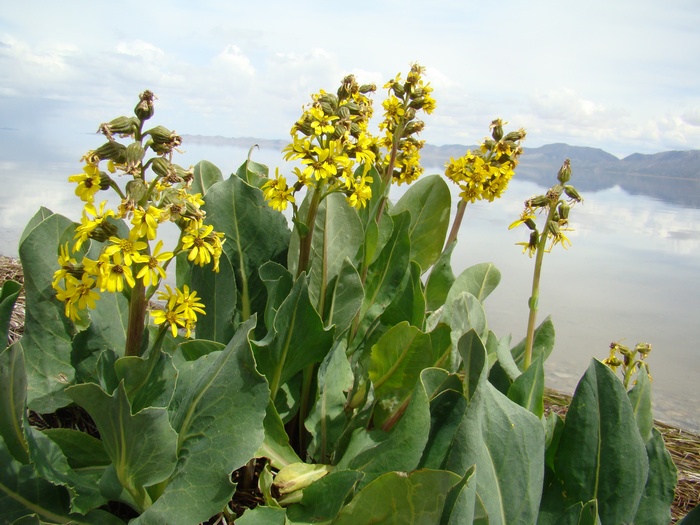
[1,139,698,431]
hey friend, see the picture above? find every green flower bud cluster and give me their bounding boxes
[603,341,652,389]
[509,159,583,256]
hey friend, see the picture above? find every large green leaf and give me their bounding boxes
[25,425,106,514]
[307,193,364,310]
[510,316,555,370]
[258,261,294,332]
[202,175,290,333]
[390,174,451,272]
[335,368,432,486]
[305,340,354,463]
[286,470,364,524]
[446,352,545,525]
[632,428,676,525]
[191,160,223,196]
[0,436,120,525]
[234,156,269,188]
[253,276,335,401]
[356,211,411,338]
[322,258,363,335]
[257,400,301,470]
[425,240,456,312]
[134,317,269,524]
[0,344,29,464]
[380,260,426,328]
[333,469,462,525]
[445,262,501,305]
[627,368,653,443]
[113,349,178,412]
[19,211,76,413]
[67,382,178,511]
[507,355,545,418]
[189,250,237,344]
[441,465,477,525]
[458,329,488,402]
[554,359,649,524]
[0,279,21,345]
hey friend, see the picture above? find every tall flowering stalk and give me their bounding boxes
[52,91,224,356]
[509,159,583,369]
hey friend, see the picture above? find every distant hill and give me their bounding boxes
[183,135,700,208]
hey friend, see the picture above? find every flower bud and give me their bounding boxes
[135,90,156,121]
[126,142,144,167]
[504,129,527,142]
[491,120,504,142]
[151,157,172,179]
[319,101,334,116]
[528,195,549,208]
[392,82,405,98]
[99,171,113,191]
[564,184,582,202]
[558,201,570,220]
[94,141,127,164]
[126,179,148,202]
[525,218,537,230]
[557,159,572,184]
[404,120,425,136]
[337,105,351,120]
[635,342,652,357]
[359,83,376,94]
[97,116,139,140]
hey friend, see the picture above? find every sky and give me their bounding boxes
[1,0,700,159]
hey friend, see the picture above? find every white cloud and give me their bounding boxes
[214,45,255,76]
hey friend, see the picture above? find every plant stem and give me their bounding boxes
[524,204,558,370]
[445,199,467,248]
[296,184,323,278]
[125,279,147,357]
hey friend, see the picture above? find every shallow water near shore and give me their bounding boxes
[1,140,698,431]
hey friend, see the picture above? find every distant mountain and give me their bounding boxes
[183,135,700,208]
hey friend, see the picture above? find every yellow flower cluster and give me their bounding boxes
[53,92,225,330]
[263,75,378,211]
[151,284,205,338]
[379,63,436,185]
[445,120,526,203]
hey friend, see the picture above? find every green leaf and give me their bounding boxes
[134,317,269,525]
[236,505,287,525]
[257,400,302,470]
[446,364,545,525]
[114,349,178,412]
[191,160,223,196]
[457,330,487,402]
[335,368,432,486]
[67,382,178,511]
[390,174,451,272]
[632,428,676,525]
[0,344,29,464]
[443,292,488,371]
[677,504,700,524]
[510,316,555,370]
[307,193,364,309]
[286,470,364,524]
[628,368,653,443]
[553,500,601,525]
[357,211,411,335]
[202,175,290,335]
[554,359,649,524]
[0,280,21,344]
[0,434,121,525]
[441,465,477,525]
[253,276,334,401]
[25,425,106,514]
[445,262,501,305]
[41,428,109,470]
[507,355,545,418]
[425,240,456,312]
[19,212,76,413]
[19,206,54,247]
[189,250,237,344]
[419,381,468,471]
[322,258,363,334]
[333,469,462,525]
[305,340,354,463]
[380,260,425,328]
[235,155,269,188]
[259,261,294,332]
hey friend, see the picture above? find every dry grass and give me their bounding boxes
[2,256,698,521]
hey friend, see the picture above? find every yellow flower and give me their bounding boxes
[262,171,296,212]
[151,284,205,338]
[181,220,216,267]
[52,243,78,289]
[55,272,100,321]
[74,201,116,251]
[100,259,136,293]
[131,206,163,240]
[103,235,148,266]
[175,285,206,322]
[380,96,405,129]
[68,163,102,203]
[309,106,338,135]
[134,240,173,287]
[301,146,338,181]
[508,208,536,231]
